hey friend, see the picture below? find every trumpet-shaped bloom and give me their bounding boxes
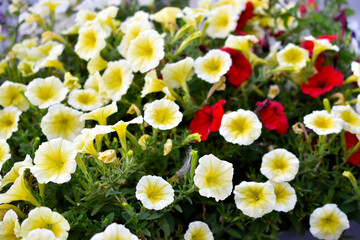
[304,36,339,61]
[25,76,68,109]
[87,54,108,75]
[206,5,239,39]
[68,89,105,111]
[75,24,107,61]
[23,229,59,240]
[141,70,167,98]
[233,181,276,218]
[20,207,70,240]
[0,155,32,190]
[277,43,309,69]
[224,35,259,59]
[0,210,21,240]
[184,221,214,240]
[194,154,234,201]
[41,104,84,141]
[161,57,194,91]
[127,29,165,73]
[0,140,11,170]
[80,101,117,125]
[0,106,22,140]
[270,181,297,212]
[303,110,343,135]
[219,109,262,145]
[331,105,360,134]
[0,81,29,111]
[90,223,138,240]
[144,99,183,130]
[135,175,174,210]
[112,116,143,150]
[151,7,181,34]
[260,148,299,182]
[194,50,232,84]
[63,72,81,91]
[102,60,134,101]
[310,204,349,240]
[31,138,77,184]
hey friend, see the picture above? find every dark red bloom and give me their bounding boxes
[220,48,252,87]
[255,100,289,134]
[345,132,360,166]
[235,2,254,34]
[301,66,343,98]
[189,100,226,141]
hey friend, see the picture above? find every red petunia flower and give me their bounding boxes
[235,2,254,35]
[189,100,226,141]
[255,100,289,134]
[345,132,360,166]
[220,48,252,87]
[301,66,343,98]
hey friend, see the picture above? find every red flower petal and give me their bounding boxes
[235,2,254,34]
[345,132,360,166]
[256,100,289,135]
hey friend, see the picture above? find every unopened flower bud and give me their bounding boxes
[343,171,358,190]
[292,122,306,135]
[42,31,66,44]
[163,139,173,156]
[127,104,141,116]
[99,149,117,164]
[138,134,151,150]
[268,85,280,99]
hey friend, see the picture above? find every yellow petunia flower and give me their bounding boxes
[269,181,297,212]
[303,110,343,135]
[184,221,214,240]
[0,106,22,140]
[233,181,276,218]
[304,36,339,63]
[135,175,174,210]
[112,116,143,151]
[90,223,138,240]
[23,228,58,240]
[214,0,246,14]
[331,105,360,134]
[206,5,239,39]
[151,7,182,35]
[80,101,117,125]
[64,72,81,91]
[224,34,259,60]
[277,43,309,70]
[0,210,21,240]
[31,138,77,184]
[141,70,167,98]
[41,104,84,141]
[162,57,194,93]
[68,89,105,111]
[20,207,70,240]
[25,76,68,109]
[0,139,11,170]
[0,81,29,111]
[194,154,234,202]
[0,155,32,190]
[87,54,108,75]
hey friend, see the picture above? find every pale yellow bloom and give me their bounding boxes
[98,150,117,164]
[331,105,360,134]
[260,148,299,183]
[233,181,276,218]
[31,138,77,184]
[269,181,297,212]
[304,110,343,135]
[64,72,81,91]
[277,43,309,69]
[184,221,214,240]
[87,54,108,75]
[135,175,174,210]
[304,36,339,62]
[181,7,209,29]
[84,72,108,100]
[20,207,70,240]
[0,139,11,169]
[0,81,29,111]
[194,154,234,201]
[90,223,138,240]
[351,61,360,77]
[144,99,183,130]
[214,0,247,13]
[141,70,167,98]
[219,109,262,145]
[102,60,134,101]
[112,116,143,150]
[194,49,232,84]
[23,229,59,240]
[41,104,84,141]
[0,210,21,240]
[0,106,22,140]
[120,11,151,34]
[68,89,105,111]
[80,101,117,125]
[127,29,165,73]
[138,134,151,150]
[151,7,182,35]
[93,6,119,36]
[0,59,8,75]
[25,76,68,109]
[0,155,32,190]
[310,204,349,240]
[206,5,239,39]
[162,57,194,91]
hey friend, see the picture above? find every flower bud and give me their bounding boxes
[343,171,358,190]
[99,150,117,164]
[163,139,173,156]
[268,85,280,99]
[138,134,151,150]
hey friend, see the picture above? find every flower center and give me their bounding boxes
[283,48,303,64]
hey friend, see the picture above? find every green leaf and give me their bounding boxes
[158,218,170,235]
[174,204,182,213]
[91,204,103,216]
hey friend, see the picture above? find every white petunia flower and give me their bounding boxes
[303,110,343,135]
[184,221,214,240]
[206,5,239,39]
[277,43,309,69]
[90,223,138,240]
[331,105,360,134]
[269,181,297,212]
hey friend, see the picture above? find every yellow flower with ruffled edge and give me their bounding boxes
[127,29,165,73]
[0,173,40,207]
[184,221,214,240]
[310,204,349,240]
[0,106,22,140]
[304,36,339,63]
[120,11,151,34]
[0,81,29,111]
[102,60,134,101]
[162,57,194,93]
[141,70,167,98]
[25,76,68,109]
[144,99,183,130]
[87,54,107,75]
[269,181,297,212]
[84,72,109,101]
[74,23,107,61]
[23,229,58,240]
[72,130,97,157]
[98,149,117,164]
[64,72,81,91]
[277,43,309,70]
[31,138,77,184]
[303,110,343,135]
[331,105,360,134]
[90,223,138,240]
[0,210,21,240]
[206,5,239,39]
[194,154,234,202]
[224,34,259,60]
[68,89,105,112]
[135,175,174,210]
[0,155,32,191]
[219,109,262,146]
[0,139,11,169]
[20,207,70,240]
[151,7,182,35]
[213,0,246,14]
[233,181,276,218]
[41,104,84,141]
[194,49,232,84]
[93,6,119,36]
[80,101,117,125]
[260,148,299,183]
